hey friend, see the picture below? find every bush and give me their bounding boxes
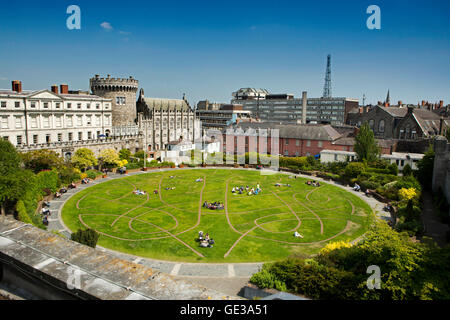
[402,164,413,176]
[58,165,81,185]
[16,200,32,224]
[344,162,366,179]
[36,169,60,194]
[134,150,145,160]
[71,229,99,248]
[387,163,399,175]
[360,180,381,191]
[395,175,421,192]
[86,170,102,180]
[119,149,132,161]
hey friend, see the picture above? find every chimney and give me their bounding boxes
[60,84,69,94]
[439,100,444,108]
[407,106,414,115]
[12,80,22,93]
[302,91,307,124]
[398,100,402,106]
[422,100,426,107]
[51,85,59,94]
[439,116,444,135]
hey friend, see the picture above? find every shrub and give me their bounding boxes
[395,175,421,192]
[398,188,418,201]
[387,163,399,175]
[36,169,60,194]
[344,162,366,179]
[402,164,413,176]
[134,150,145,160]
[119,149,132,161]
[320,241,353,255]
[16,200,32,224]
[86,170,101,180]
[71,228,99,248]
[360,180,381,191]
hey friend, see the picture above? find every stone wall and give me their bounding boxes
[432,136,450,203]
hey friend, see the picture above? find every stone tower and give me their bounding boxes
[90,74,139,126]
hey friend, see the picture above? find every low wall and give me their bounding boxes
[0,217,237,300]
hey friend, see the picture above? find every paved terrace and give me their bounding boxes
[0,216,238,300]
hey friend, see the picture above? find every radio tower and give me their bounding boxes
[323,54,332,98]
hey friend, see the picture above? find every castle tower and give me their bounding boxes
[90,74,139,126]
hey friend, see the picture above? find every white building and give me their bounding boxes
[320,149,424,170]
[0,82,113,148]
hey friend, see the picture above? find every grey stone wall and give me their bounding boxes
[432,136,450,203]
[90,75,139,126]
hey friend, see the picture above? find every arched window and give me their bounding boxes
[369,119,375,130]
[378,120,385,133]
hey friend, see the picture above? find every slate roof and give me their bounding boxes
[230,122,342,141]
[141,97,191,112]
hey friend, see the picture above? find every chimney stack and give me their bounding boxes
[422,100,426,107]
[12,80,22,93]
[398,100,402,106]
[51,85,59,94]
[439,100,444,108]
[302,91,307,124]
[60,84,69,94]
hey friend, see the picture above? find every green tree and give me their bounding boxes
[21,149,64,173]
[119,148,131,161]
[71,148,97,172]
[0,140,31,216]
[354,122,380,162]
[416,145,435,190]
[71,229,99,248]
[344,162,366,179]
[387,163,399,175]
[98,148,120,168]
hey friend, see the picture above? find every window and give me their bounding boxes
[78,132,83,140]
[105,116,111,125]
[17,135,22,145]
[66,116,73,127]
[55,116,62,127]
[97,131,100,137]
[296,139,300,146]
[77,103,82,109]
[87,132,92,139]
[57,133,62,142]
[77,116,82,126]
[306,140,311,147]
[46,134,50,143]
[33,135,38,144]
[378,120,385,133]
[30,116,38,128]
[31,102,36,108]
[1,116,8,129]
[15,116,22,128]
[15,102,20,108]
[116,97,126,105]
[334,154,338,161]
[96,104,100,109]
[68,132,73,141]
[318,141,323,148]
[369,119,374,130]
[1,101,6,108]
[56,103,61,109]
[95,115,101,126]
[86,103,91,109]
[86,116,92,126]
[3,136,8,141]
[67,103,72,109]
[285,139,289,145]
[284,150,289,156]
[44,102,49,109]
[43,116,50,128]
[295,151,299,156]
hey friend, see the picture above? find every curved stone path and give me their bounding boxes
[48,167,389,280]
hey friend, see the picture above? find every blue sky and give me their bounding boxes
[0,0,449,106]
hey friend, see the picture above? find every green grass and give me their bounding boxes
[61,169,373,263]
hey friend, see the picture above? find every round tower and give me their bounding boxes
[90,74,139,126]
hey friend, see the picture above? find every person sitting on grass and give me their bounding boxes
[196,178,203,182]
[153,189,158,194]
[353,183,361,192]
[294,231,303,238]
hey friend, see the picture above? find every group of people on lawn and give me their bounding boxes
[203,201,224,210]
[198,231,214,248]
[306,180,321,187]
[232,184,262,195]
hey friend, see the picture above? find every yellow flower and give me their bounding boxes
[398,188,417,201]
[320,241,353,255]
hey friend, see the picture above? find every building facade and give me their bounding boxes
[0,82,114,158]
[136,89,201,151]
[231,88,358,125]
[196,103,253,132]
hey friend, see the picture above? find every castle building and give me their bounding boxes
[90,74,139,126]
[136,89,201,151]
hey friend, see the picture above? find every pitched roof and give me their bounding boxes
[141,97,191,112]
[231,122,342,141]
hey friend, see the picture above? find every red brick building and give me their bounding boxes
[222,122,392,157]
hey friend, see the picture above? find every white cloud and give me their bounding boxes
[100,22,113,31]
[119,30,132,35]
